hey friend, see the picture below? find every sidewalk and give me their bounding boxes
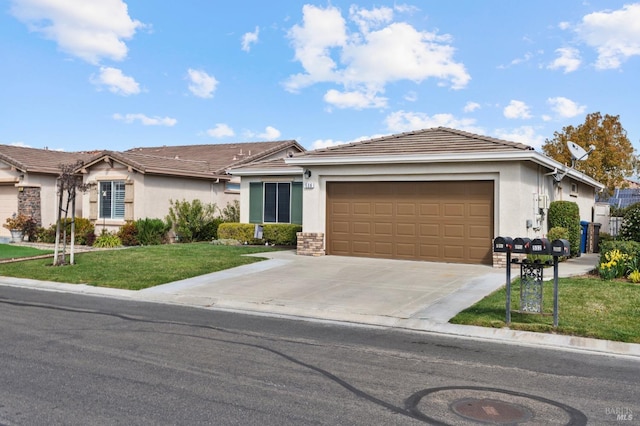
[1,250,639,359]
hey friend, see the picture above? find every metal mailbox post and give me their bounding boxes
[493,237,513,324]
[493,237,569,327]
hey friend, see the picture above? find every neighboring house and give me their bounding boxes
[0,140,305,238]
[0,144,92,239]
[230,127,604,266]
[78,141,305,233]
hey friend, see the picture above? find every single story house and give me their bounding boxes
[229,127,604,267]
[0,145,93,238]
[0,140,304,237]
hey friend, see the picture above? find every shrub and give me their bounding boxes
[166,199,219,243]
[93,231,122,248]
[620,203,640,242]
[548,201,580,257]
[117,221,139,246]
[598,240,640,280]
[217,223,301,245]
[547,226,569,242]
[598,249,630,280]
[220,200,240,223]
[136,218,170,245]
[37,217,95,245]
[628,269,640,284]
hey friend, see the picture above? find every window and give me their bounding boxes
[225,182,240,193]
[570,182,578,197]
[264,182,291,223]
[249,181,302,224]
[99,181,125,219]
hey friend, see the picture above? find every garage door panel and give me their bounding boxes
[396,223,416,236]
[352,240,372,255]
[375,202,393,216]
[352,222,371,235]
[443,224,465,238]
[374,242,393,256]
[420,203,439,216]
[397,203,416,216]
[327,181,493,265]
[353,203,371,215]
[0,185,18,238]
[444,203,465,217]
[374,222,393,236]
[469,224,492,239]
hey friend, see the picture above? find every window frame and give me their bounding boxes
[99,180,126,220]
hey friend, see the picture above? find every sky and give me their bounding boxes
[1,1,640,154]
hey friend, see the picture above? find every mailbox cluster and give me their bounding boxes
[493,236,570,259]
[493,236,569,328]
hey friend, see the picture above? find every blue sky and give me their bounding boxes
[2,1,639,154]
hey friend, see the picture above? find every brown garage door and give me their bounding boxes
[326,181,493,265]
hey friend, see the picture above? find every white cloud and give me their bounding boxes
[241,26,259,52]
[113,113,177,126]
[494,126,545,149]
[10,0,143,64]
[404,91,418,102]
[206,123,235,138]
[463,101,481,113]
[258,126,281,140]
[187,68,218,98]
[324,89,387,109]
[285,5,469,109]
[577,3,640,69]
[349,5,393,33]
[91,67,140,96]
[385,110,480,133]
[547,96,586,118]
[10,141,30,147]
[503,100,532,119]
[548,47,582,73]
[498,52,534,69]
[558,21,571,31]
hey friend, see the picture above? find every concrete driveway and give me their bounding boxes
[138,250,508,327]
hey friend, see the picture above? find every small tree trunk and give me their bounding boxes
[53,183,64,265]
[70,190,76,265]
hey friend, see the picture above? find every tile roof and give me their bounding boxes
[125,140,304,174]
[0,144,94,174]
[299,127,534,158]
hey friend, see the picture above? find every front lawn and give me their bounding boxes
[0,244,54,260]
[0,243,282,290]
[450,277,640,343]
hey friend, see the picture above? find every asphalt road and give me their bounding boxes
[0,286,637,425]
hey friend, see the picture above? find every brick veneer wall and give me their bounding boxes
[492,251,527,268]
[18,187,42,227]
[296,232,325,256]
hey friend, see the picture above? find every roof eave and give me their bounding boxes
[228,166,303,176]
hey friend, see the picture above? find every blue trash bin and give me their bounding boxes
[580,221,589,253]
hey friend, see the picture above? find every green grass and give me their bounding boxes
[450,277,640,343]
[0,243,282,290]
[0,244,53,260]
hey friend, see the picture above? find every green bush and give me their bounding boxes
[220,200,240,223]
[37,217,95,245]
[547,226,569,242]
[166,199,219,243]
[93,231,122,248]
[548,201,580,257]
[620,203,640,242]
[599,240,640,262]
[117,221,139,246]
[136,218,170,245]
[217,223,301,245]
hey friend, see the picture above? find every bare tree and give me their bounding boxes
[53,161,90,266]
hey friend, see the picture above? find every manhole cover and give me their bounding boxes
[451,398,533,424]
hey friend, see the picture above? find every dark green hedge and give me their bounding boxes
[217,223,302,245]
[548,201,580,257]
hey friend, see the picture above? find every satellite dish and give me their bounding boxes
[567,141,589,160]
